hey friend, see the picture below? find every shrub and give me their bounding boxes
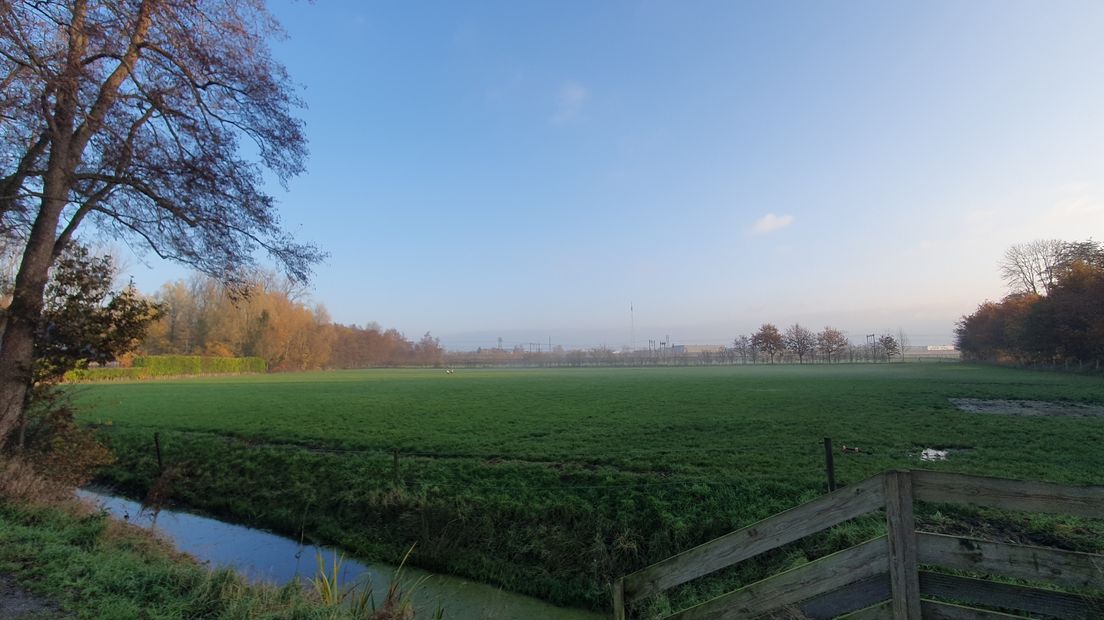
[132,355,267,375]
[63,367,147,382]
[64,356,267,382]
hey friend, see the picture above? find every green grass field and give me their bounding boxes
[72,364,1104,613]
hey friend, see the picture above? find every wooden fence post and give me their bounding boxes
[884,470,921,619]
[824,437,836,492]
[611,577,626,620]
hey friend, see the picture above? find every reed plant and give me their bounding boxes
[312,544,443,619]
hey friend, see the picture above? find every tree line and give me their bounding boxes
[2,247,447,375]
[740,324,900,364]
[956,239,1104,368]
[443,325,905,367]
[139,275,444,371]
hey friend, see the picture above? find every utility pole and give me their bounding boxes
[630,302,635,352]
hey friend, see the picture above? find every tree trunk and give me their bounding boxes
[0,161,68,448]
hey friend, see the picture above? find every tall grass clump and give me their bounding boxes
[311,545,443,620]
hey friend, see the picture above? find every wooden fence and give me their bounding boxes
[612,470,1104,619]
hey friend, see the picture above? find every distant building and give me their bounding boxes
[926,345,956,351]
[670,344,726,355]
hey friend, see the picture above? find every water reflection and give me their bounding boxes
[77,489,600,620]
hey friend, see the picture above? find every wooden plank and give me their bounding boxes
[795,574,890,619]
[912,470,1104,518]
[919,571,1104,619]
[623,473,886,602]
[664,535,888,620]
[836,601,892,620]
[917,531,1104,591]
[920,600,1031,619]
[884,470,922,619]
[611,577,625,620]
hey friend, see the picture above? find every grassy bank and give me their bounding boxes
[0,495,403,619]
[0,456,448,619]
[73,364,1104,612]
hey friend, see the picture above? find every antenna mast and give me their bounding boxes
[630,302,635,352]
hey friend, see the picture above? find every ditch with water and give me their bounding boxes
[78,489,602,620]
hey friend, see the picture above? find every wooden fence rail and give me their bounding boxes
[612,469,1104,619]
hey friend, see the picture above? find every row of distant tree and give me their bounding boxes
[738,324,900,364]
[956,239,1104,366]
[139,275,443,371]
[443,325,904,367]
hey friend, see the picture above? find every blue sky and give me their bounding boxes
[121,1,1104,349]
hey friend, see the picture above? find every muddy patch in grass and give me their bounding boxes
[950,398,1104,418]
[0,573,65,619]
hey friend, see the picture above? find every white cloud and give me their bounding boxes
[552,81,588,123]
[751,213,794,234]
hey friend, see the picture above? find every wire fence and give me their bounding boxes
[89,423,930,493]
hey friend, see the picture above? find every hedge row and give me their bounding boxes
[132,355,267,375]
[64,355,267,382]
[63,367,147,382]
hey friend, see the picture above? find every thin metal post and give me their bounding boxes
[393,448,400,487]
[153,432,163,474]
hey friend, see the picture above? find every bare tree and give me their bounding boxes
[816,326,848,363]
[0,1,321,447]
[751,323,783,364]
[897,327,910,362]
[999,239,1104,299]
[1000,240,1065,295]
[783,323,815,363]
[732,335,751,364]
